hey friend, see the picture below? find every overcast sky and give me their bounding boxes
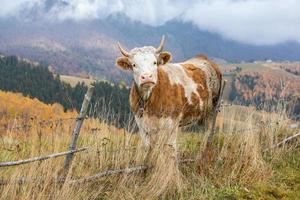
[1,0,300,45]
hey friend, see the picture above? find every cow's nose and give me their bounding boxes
[141,74,152,80]
[140,73,154,84]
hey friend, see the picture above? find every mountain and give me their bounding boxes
[1,14,300,82]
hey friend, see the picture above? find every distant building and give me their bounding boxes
[266,59,272,63]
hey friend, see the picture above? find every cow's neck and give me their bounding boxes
[130,69,169,116]
[134,83,153,102]
[133,81,152,118]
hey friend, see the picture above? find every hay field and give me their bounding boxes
[0,101,299,199]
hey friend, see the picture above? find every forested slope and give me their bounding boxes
[0,54,131,126]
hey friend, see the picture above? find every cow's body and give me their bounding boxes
[129,54,222,147]
[116,36,222,148]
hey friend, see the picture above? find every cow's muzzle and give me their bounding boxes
[140,73,155,87]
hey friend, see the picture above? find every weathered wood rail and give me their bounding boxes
[263,131,300,152]
[0,148,88,167]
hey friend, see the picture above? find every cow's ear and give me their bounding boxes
[158,51,172,65]
[116,57,132,70]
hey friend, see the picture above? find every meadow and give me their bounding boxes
[60,75,96,87]
[0,91,299,200]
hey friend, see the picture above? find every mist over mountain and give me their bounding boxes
[1,10,300,82]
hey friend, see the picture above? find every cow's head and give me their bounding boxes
[116,36,171,99]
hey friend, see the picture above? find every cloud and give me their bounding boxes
[46,0,190,25]
[1,0,300,45]
[182,0,300,45]
[0,0,40,17]
[47,0,125,21]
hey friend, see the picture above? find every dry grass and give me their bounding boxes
[0,105,299,199]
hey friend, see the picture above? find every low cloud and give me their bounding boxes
[0,0,42,17]
[1,0,300,45]
[182,0,300,45]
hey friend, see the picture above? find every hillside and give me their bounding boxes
[0,54,80,110]
[0,54,131,126]
[221,61,300,118]
[1,15,300,82]
[0,90,76,128]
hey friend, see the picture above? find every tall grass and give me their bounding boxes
[0,105,298,199]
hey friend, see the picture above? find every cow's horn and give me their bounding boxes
[156,35,165,53]
[117,42,130,57]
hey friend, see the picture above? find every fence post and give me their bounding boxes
[63,86,94,173]
[206,80,226,148]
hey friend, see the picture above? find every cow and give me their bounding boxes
[116,36,222,150]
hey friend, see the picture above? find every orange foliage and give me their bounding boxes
[234,68,300,104]
[0,90,77,127]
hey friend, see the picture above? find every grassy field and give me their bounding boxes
[0,103,299,199]
[60,75,96,87]
[221,62,267,72]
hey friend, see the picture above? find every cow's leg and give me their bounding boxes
[204,112,214,132]
[135,115,151,150]
[168,127,178,159]
[139,130,150,150]
[206,80,226,148]
[197,113,213,132]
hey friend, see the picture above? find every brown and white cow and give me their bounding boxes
[116,36,222,149]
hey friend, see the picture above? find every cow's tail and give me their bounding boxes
[212,64,223,108]
[218,73,223,102]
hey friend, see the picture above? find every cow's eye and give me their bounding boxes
[154,61,157,65]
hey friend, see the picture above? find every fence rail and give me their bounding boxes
[0,148,88,167]
[68,165,148,184]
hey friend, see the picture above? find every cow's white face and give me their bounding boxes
[132,51,158,89]
[116,37,171,99]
